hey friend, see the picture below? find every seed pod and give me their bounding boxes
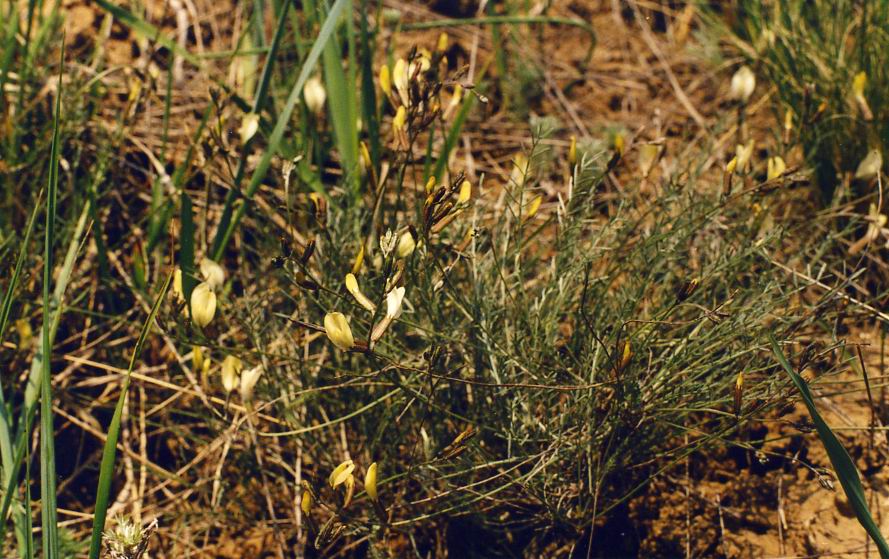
[733,372,744,418]
[675,278,699,302]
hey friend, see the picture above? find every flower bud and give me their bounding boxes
[324,312,355,351]
[568,135,577,166]
[221,355,242,394]
[199,258,225,291]
[300,481,314,516]
[457,180,471,205]
[303,75,327,115]
[525,195,542,219]
[855,149,883,180]
[638,144,660,178]
[386,286,405,319]
[396,231,416,258]
[393,105,406,131]
[172,268,185,303]
[345,273,377,312]
[190,282,217,328]
[437,32,448,52]
[725,156,738,175]
[239,365,263,402]
[365,462,378,501]
[240,113,259,144]
[729,65,755,103]
[393,58,409,106]
[379,64,391,96]
[767,156,786,180]
[329,460,355,488]
[735,140,755,172]
[351,245,365,275]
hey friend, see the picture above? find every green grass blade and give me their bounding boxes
[311,0,358,195]
[87,273,172,559]
[211,0,350,260]
[769,333,889,559]
[180,192,196,303]
[40,37,64,559]
[0,202,91,551]
[0,190,42,555]
[358,2,380,174]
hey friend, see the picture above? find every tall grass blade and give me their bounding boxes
[87,273,172,559]
[319,0,359,195]
[211,0,350,259]
[0,190,42,555]
[770,333,889,559]
[0,204,90,552]
[180,193,196,303]
[39,37,64,559]
[358,2,380,173]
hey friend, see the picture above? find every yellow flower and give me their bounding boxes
[190,282,217,328]
[329,460,356,488]
[852,71,867,98]
[525,195,542,219]
[637,144,660,178]
[365,462,379,501]
[457,180,471,204]
[172,268,185,303]
[613,132,625,156]
[437,32,448,52]
[303,75,327,115]
[393,105,406,131]
[393,58,409,106]
[359,141,372,173]
[345,273,377,312]
[239,365,263,402]
[735,140,755,172]
[767,156,786,180]
[729,65,755,103]
[855,149,883,180]
[221,355,242,394]
[396,231,416,258]
[425,176,436,195]
[725,156,738,175]
[300,482,314,516]
[568,135,577,166]
[193,346,206,374]
[239,113,259,144]
[351,245,365,275]
[379,64,391,96]
[199,258,225,291]
[386,286,405,319]
[324,312,355,351]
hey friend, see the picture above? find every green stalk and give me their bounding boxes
[0,191,42,556]
[39,38,64,559]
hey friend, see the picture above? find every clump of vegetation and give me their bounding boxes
[707,0,888,200]
[0,0,885,556]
